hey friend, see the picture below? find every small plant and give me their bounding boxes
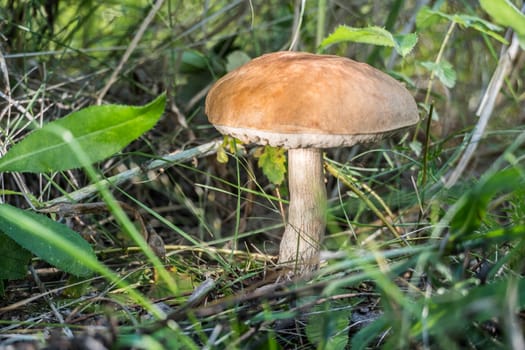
[0,94,168,308]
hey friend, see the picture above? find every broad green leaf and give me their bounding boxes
[254,146,287,185]
[0,93,166,173]
[480,0,525,36]
[0,204,96,277]
[420,60,457,88]
[319,25,417,57]
[0,232,32,280]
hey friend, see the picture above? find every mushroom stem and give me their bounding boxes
[279,148,326,274]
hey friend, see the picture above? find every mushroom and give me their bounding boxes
[205,51,418,275]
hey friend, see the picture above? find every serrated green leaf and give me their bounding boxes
[393,33,419,57]
[415,6,444,29]
[480,0,525,36]
[0,232,32,280]
[255,146,286,185]
[416,6,507,43]
[320,25,417,57]
[420,60,456,88]
[0,204,96,277]
[0,93,166,173]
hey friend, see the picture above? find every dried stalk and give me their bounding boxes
[43,139,221,206]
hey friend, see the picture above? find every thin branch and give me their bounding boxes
[97,0,165,104]
[445,32,521,188]
[43,139,222,206]
[288,0,305,51]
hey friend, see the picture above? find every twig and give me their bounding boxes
[445,32,521,188]
[0,91,34,121]
[413,20,457,140]
[43,139,222,206]
[288,0,305,51]
[97,0,165,104]
[0,45,10,91]
[29,266,73,338]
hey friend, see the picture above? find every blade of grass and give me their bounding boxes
[46,123,180,308]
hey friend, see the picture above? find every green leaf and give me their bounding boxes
[254,146,287,185]
[480,0,525,36]
[0,232,32,280]
[416,6,507,43]
[0,204,96,277]
[393,33,419,57]
[0,94,166,173]
[415,6,444,29]
[420,60,457,88]
[225,50,251,72]
[319,25,417,57]
[179,50,208,73]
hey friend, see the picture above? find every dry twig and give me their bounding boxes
[43,139,221,206]
[445,32,521,187]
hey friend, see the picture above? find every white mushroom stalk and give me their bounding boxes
[278,148,326,273]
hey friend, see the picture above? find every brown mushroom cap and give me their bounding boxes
[205,51,419,149]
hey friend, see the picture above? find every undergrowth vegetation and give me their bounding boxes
[0,1,524,349]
